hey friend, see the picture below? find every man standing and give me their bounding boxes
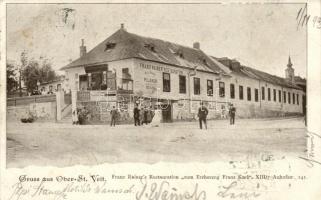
[110,106,118,127]
[229,103,236,125]
[133,104,140,126]
[198,102,208,129]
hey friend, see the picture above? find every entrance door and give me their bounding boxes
[161,103,172,123]
[302,95,306,115]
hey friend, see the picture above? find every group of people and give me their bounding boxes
[133,104,155,126]
[109,104,156,127]
[74,102,236,128]
[197,102,236,129]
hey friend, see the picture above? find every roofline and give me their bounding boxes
[231,71,302,90]
[62,57,232,77]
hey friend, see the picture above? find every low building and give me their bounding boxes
[61,24,305,123]
[39,75,70,94]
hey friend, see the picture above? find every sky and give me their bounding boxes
[6,3,307,78]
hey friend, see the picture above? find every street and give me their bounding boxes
[6,117,307,168]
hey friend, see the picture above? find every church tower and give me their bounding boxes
[285,56,295,83]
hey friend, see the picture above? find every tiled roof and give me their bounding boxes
[216,57,302,90]
[61,28,229,75]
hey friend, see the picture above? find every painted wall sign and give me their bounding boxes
[90,91,117,101]
[139,63,184,75]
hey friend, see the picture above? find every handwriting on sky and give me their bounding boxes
[296,4,321,29]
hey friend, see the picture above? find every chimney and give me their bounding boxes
[231,60,240,70]
[218,57,231,68]
[80,39,86,57]
[120,23,126,31]
[193,42,200,49]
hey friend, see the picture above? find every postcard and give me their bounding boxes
[1,1,320,200]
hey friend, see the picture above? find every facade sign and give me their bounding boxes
[139,63,184,75]
[90,91,117,101]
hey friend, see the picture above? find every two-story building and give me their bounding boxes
[61,24,304,123]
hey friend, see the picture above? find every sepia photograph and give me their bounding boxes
[6,3,308,168]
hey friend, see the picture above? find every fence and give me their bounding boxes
[7,94,56,106]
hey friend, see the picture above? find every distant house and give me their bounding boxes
[39,75,70,94]
[61,24,305,123]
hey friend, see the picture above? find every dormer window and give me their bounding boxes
[104,42,116,51]
[200,57,208,66]
[144,43,156,52]
[174,49,184,58]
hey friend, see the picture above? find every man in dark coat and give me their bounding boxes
[198,102,208,129]
[110,106,118,127]
[133,104,140,126]
[229,103,236,125]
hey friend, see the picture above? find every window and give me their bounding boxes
[278,90,282,102]
[239,85,244,100]
[297,94,299,105]
[207,80,213,96]
[261,87,265,100]
[283,91,286,103]
[219,82,225,97]
[247,87,251,101]
[104,42,116,51]
[179,75,186,94]
[194,77,200,95]
[288,92,291,104]
[273,89,276,101]
[163,73,171,92]
[121,68,133,90]
[293,93,295,104]
[255,89,259,102]
[144,43,156,52]
[268,88,271,101]
[230,84,235,99]
[107,70,116,90]
[91,72,103,90]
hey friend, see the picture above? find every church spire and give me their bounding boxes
[285,56,295,83]
[287,56,293,68]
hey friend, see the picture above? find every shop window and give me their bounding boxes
[207,80,213,96]
[261,87,265,100]
[91,72,104,90]
[283,91,286,103]
[219,82,225,97]
[163,73,171,92]
[255,88,259,102]
[268,88,271,101]
[179,75,186,94]
[278,90,282,102]
[247,87,251,101]
[230,84,235,99]
[239,85,244,100]
[194,77,200,95]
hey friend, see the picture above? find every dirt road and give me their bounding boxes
[6,117,306,168]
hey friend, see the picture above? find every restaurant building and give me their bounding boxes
[61,24,305,123]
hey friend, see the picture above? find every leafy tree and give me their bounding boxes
[6,63,18,93]
[22,59,40,93]
[21,53,57,93]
